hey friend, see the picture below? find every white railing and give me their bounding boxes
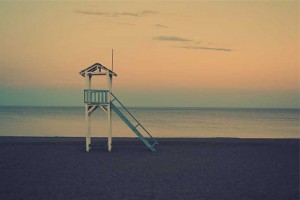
[84,90,109,104]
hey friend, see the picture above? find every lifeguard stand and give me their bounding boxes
[79,63,158,152]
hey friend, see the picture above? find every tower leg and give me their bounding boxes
[108,104,112,152]
[85,105,91,152]
[85,74,92,152]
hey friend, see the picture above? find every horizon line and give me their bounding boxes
[0,105,299,110]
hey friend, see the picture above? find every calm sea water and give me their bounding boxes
[0,106,299,138]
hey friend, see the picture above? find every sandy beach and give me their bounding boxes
[0,137,299,200]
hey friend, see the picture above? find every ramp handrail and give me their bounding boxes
[110,92,158,144]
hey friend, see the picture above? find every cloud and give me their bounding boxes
[153,35,232,52]
[153,36,192,42]
[115,12,139,17]
[154,24,168,28]
[179,46,232,52]
[75,10,109,16]
[75,10,158,17]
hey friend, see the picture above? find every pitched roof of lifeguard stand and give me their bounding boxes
[79,63,117,77]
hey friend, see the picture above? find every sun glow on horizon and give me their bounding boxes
[0,1,298,107]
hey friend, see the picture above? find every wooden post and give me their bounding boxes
[85,72,91,152]
[107,72,112,152]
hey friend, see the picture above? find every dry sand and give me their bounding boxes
[0,137,299,200]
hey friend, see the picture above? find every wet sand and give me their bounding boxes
[0,137,299,200]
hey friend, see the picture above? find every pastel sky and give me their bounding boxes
[0,0,299,108]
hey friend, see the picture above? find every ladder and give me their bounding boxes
[110,93,158,152]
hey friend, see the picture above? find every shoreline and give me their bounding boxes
[0,136,299,144]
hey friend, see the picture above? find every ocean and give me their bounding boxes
[0,106,299,138]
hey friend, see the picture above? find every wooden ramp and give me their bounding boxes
[110,93,158,152]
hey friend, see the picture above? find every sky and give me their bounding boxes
[0,0,299,108]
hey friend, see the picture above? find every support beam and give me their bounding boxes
[85,73,92,152]
[88,105,98,115]
[85,105,91,152]
[100,105,108,113]
[87,72,107,76]
[107,72,112,152]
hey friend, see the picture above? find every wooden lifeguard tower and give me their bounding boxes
[79,63,158,152]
